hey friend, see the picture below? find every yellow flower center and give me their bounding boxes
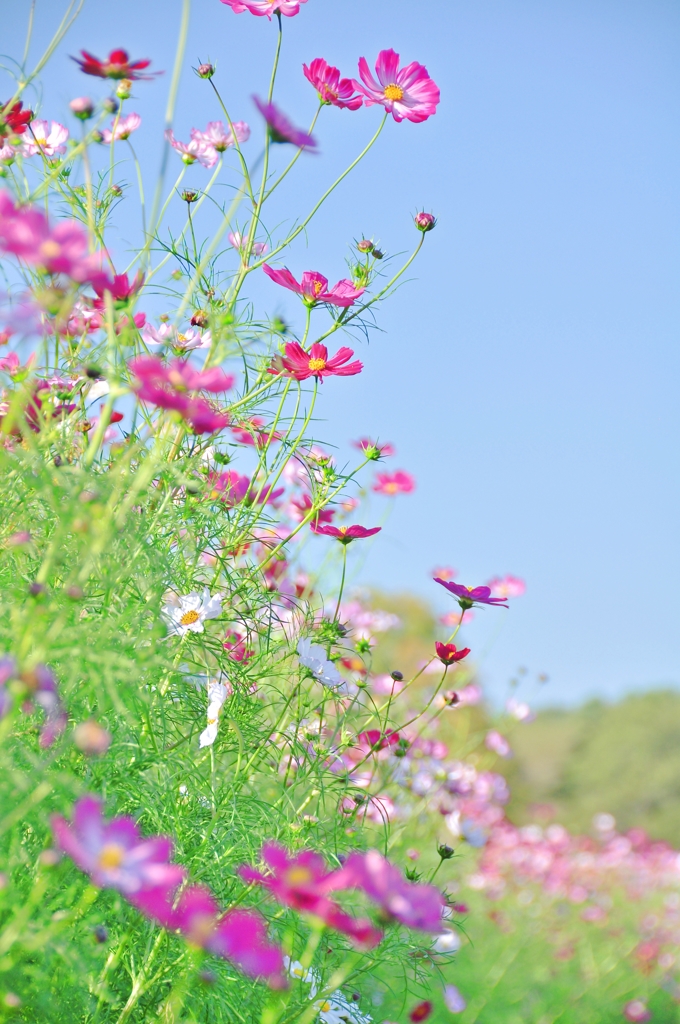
[384,84,404,101]
[312,280,324,296]
[180,609,200,625]
[285,866,312,886]
[98,843,125,870]
[177,333,187,343]
[40,240,61,259]
[308,358,326,372]
[319,1002,332,1013]
[384,482,398,494]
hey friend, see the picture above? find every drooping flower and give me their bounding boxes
[270,341,363,383]
[352,438,395,459]
[372,470,415,495]
[485,730,512,758]
[220,0,308,19]
[228,231,268,256]
[51,796,186,895]
[199,677,231,748]
[69,97,94,120]
[72,49,158,81]
[434,578,509,610]
[21,120,69,158]
[356,49,440,123]
[311,523,381,544]
[100,113,141,143]
[297,638,345,691]
[165,129,217,167]
[303,58,363,110]
[161,588,223,637]
[191,119,250,153]
[0,100,33,139]
[253,98,317,149]
[332,849,445,932]
[487,574,526,599]
[435,642,470,666]
[263,264,364,307]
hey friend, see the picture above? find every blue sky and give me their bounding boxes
[3,0,680,707]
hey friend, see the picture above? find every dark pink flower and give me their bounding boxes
[303,58,363,110]
[410,1002,434,1023]
[311,523,381,544]
[435,642,470,666]
[290,494,335,524]
[71,49,158,81]
[221,0,307,18]
[0,101,33,139]
[270,341,362,383]
[331,849,445,932]
[128,355,232,434]
[263,264,364,307]
[231,416,282,446]
[434,578,509,610]
[414,211,436,232]
[253,98,317,149]
[223,631,254,662]
[356,49,440,123]
[209,470,251,505]
[352,438,395,459]
[51,796,186,895]
[372,470,415,495]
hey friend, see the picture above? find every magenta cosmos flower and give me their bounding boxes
[356,48,440,124]
[52,796,186,895]
[333,849,445,931]
[435,642,470,666]
[128,355,233,434]
[263,264,364,307]
[220,0,308,17]
[311,523,381,544]
[270,341,362,382]
[434,577,509,610]
[72,49,158,81]
[240,842,382,948]
[303,58,363,110]
[372,470,415,495]
[253,98,317,149]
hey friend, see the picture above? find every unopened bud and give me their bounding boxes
[357,239,374,253]
[415,211,436,233]
[444,690,459,706]
[74,720,112,756]
[181,189,199,203]
[191,310,209,328]
[69,97,94,120]
[28,582,47,597]
[372,248,384,259]
[197,63,215,80]
[437,843,454,860]
[93,925,108,943]
[115,79,133,100]
[102,97,119,115]
[390,670,404,681]
[110,184,122,196]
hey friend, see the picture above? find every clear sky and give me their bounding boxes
[3,0,680,707]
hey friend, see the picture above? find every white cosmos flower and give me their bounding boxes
[283,956,319,997]
[316,991,372,1024]
[162,588,223,637]
[432,928,461,954]
[297,638,345,691]
[199,677,231,748]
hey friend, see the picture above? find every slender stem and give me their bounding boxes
[22,0,36,67]
[333,545,348,622]
[126,139,146,239]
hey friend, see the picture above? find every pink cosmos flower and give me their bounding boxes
[0,143,15,164]
[72,49,158,81]
[303,58,363,110]
[263,264,365,307]
[270,341,362,383]
[485,730,512,759]
[435,642,470,666]
[372,470,415,495]
[143,323,210,351]
[223,630,254,662]
[192,120,250,153]
[101,113,141,143]
[240,842,382,948]
[228,231,268,256]
[353,438,395,459]
[231,415,282,447]
[333,849,445,931]
[253,98,317,149]
[165,129,217,167]
[128,355,232,434]
[289,494,335,525]
[52,796,186,895]
[220,0,308,18]
[487,574,526,599]
[311,523,381,544]
[623,1002,651,1023]
[0,191,109,288]
[22,120,69,158]
[356,49,440,123]
[209,470,251,505]
[434,578,509,609]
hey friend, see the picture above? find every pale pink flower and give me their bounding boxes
[372,470,415,495]
[356,49,440,123]
[220,0,308,18]
[192,120,250,153]
[143,322,211,351]
[228,231,268,256]
[485,730,512,758]
[487,574,526,599]
[165,129,217,167]
[0,143,15,164]
[101,113,141,143]
[22,120,69,158]
[623,1002,651,1023]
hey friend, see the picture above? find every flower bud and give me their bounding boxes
[69,97,94,121]
[110,184,122,196]
[197,63,215,80]
[115,79,133,100]
[102,97,119,114]
[437,843,454,860]
[372,248,384,259]
[444,690,459,706]
[93,925,108,943]
[181,189,199,203]
[191,309,209,328]
[28,581,47,597]
[357,239,374,254]
[74,720,112,756]
[390,670,404,681]
[415,211,436,233]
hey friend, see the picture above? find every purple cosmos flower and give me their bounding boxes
[331,849,445,932]
[51,796,186,895]
[253,98,317,149]
[311,523,381,544]
[434,578,509,609]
